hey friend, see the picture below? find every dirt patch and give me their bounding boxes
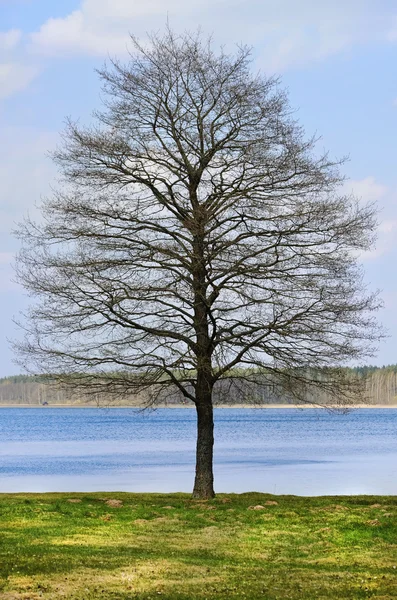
[366,519,381,527]
[99,514,113,522]
[322,504,349,512]
[201,526,219,535]
[67,499,82,503]
[264,501,278,506]
[248,505,266,510]
[0,594,42,599]
[105,499,123,508]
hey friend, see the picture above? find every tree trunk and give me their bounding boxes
[192,399,215,498]
[190,201,215,499]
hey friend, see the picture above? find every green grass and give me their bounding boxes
[0,492,396,599]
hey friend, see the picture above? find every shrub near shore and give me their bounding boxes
[0,492,396,599]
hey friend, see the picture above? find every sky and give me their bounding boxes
[0,0,397,377]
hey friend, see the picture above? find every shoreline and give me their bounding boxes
[0,403,396,409]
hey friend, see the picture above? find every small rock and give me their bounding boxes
[162,506,173,509]
[370,503,382,508]
[265,501,278,506]
[220,498,231,504]
[248,505,266,510]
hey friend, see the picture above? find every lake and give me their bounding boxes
[0,408,396,495]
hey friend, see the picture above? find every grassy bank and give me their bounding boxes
[0,493,396,599]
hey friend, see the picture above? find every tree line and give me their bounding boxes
[1,366,396,406]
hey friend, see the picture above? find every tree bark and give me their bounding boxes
[192,398,215,498]
[190,195,215,499]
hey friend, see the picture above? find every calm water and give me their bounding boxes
[0,408,396,495]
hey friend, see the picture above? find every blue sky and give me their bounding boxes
[1,0,397,377]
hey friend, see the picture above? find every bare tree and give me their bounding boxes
[15,29,381,498]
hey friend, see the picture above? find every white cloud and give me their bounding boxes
[349,180,397,262]
[360,234,395,262]
[0,63,38,99]
[251,1,365,71]
[342,177,397,262]
[30,0,203,57]
[378,219,397,234]
[370,217,397,259]
[0,29,22,51]
[345,176,388,204]
[0,129,56,297]
[29,0,391,70]
[30,0,229,58]
[0,29,39,99]
[382,290,397,311]
[30,9,130,57]
[88,0,189,19]
[0,128,58,235]
[261,29,352,72]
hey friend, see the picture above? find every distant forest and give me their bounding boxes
[1,366,397,406]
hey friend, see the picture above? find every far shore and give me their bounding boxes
[0,403,396,409]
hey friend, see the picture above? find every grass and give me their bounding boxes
[0,493,396,599]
